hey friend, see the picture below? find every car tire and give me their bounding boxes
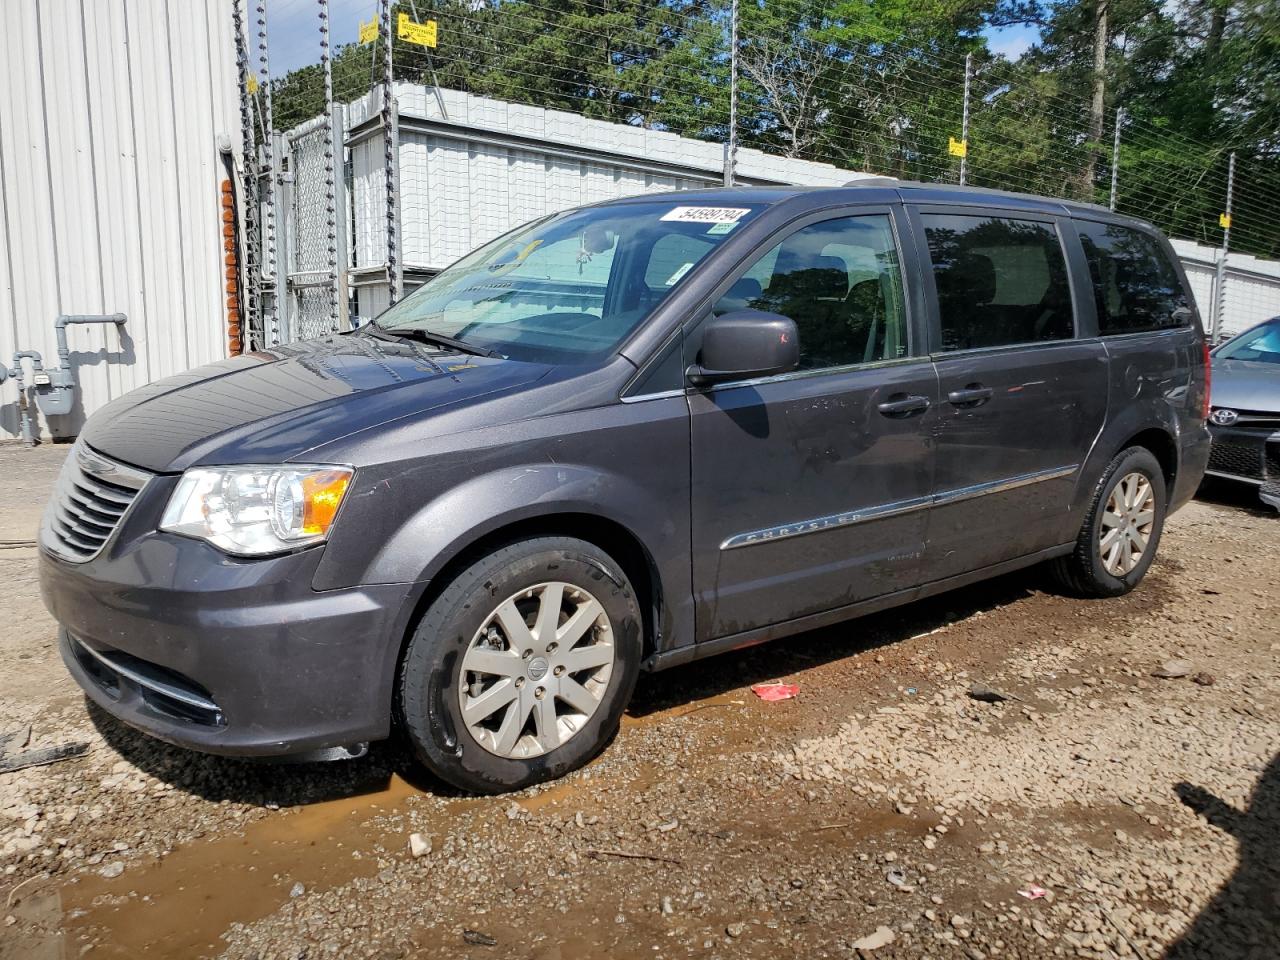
[1048,446,1167,598]
[398,537,642,794]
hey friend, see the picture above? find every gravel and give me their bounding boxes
[0,445,1276,959]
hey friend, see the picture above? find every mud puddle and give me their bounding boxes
[36,687,748,957]
[50,774,429,958]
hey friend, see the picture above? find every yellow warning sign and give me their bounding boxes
[358,18,378,44]
[1219,213,1232,229]
[246,73,259,95]
[398,13,437,47]
[948,137,968,158]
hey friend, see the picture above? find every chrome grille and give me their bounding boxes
[42,443,152,562]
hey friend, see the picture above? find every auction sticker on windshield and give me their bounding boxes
[660,206,752,224]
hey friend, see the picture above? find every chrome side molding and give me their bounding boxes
[720,464,1078,551]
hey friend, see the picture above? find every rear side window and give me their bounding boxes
[1076,221,1190,334]
[923,214,1075,350]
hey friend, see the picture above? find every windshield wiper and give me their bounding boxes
[368,324,500,358]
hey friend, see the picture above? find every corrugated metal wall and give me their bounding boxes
[346,84,866,318]
[0,0,238,441]
[1170,238,1280,339]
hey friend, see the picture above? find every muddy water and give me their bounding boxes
[41,687,775,957]
[60,775,427,958]
[49,705,731,958]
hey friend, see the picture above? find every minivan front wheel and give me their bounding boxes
[1050,446,1167,598]
[398,537,642,793]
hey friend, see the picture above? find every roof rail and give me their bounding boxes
[844,176,899,187]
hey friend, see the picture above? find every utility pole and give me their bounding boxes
[1109,107,1123,211]
[959,53,972,186]
[723,0,738,187]
[1211,151,1236,344]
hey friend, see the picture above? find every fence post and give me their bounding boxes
[1109,107,1123,211]
[332,103,349,329]
[276,130,294,344]
[232,0,260,351]
[1211,151,1236,344]
[256,0,279,345]
[318,0,342,331]
[723,0,738,187]
[379,0,401,305]
[959,53,971,185]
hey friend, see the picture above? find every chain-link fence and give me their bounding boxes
[280,115,347,341]
[231,0,1280,348]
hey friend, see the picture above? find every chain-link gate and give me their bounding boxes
[281,114,348,342]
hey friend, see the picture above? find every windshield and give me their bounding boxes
[1217,318,1280,364]
[373,201,763,363]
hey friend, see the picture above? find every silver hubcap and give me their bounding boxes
[1099,471,1156,576]
[459,581,614,759]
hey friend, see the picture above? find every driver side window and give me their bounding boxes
[714,214,909,371]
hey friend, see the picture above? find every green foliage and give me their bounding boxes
[261,0,1279,257]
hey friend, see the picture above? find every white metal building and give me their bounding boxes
[1170,238,1280,339]
[0,0,238,441]
[339,84,867,320]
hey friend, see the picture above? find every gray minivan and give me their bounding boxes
[39,181,1211,792]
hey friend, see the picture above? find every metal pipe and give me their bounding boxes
[54,314,126,367]
[6,351,45,447]
[9,350,45,369]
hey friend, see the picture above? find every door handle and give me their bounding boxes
[947,385,994,407]
[877,394,931,417]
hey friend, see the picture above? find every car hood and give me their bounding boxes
[1210,358,1280,413]
[80,333,552,472]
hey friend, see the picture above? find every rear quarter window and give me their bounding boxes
[1076,221,1191,335]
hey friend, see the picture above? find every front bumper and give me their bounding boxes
[41,538,418,757]
[1206,422,1280,486]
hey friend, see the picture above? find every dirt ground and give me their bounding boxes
[0,440,1276,960]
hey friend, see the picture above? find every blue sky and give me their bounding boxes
[984,23,1040,60]
[267,0,378,74]
[267,0,1041,75]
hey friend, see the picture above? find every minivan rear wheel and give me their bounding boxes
[1048,446,1167,598]
[398,537,642,793]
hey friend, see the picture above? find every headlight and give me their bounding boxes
[160,464,353,556]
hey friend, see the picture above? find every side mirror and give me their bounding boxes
[686,310,799,387]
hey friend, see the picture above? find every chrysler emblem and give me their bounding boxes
[527,657,549,681]
[1210,408,1238,426]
